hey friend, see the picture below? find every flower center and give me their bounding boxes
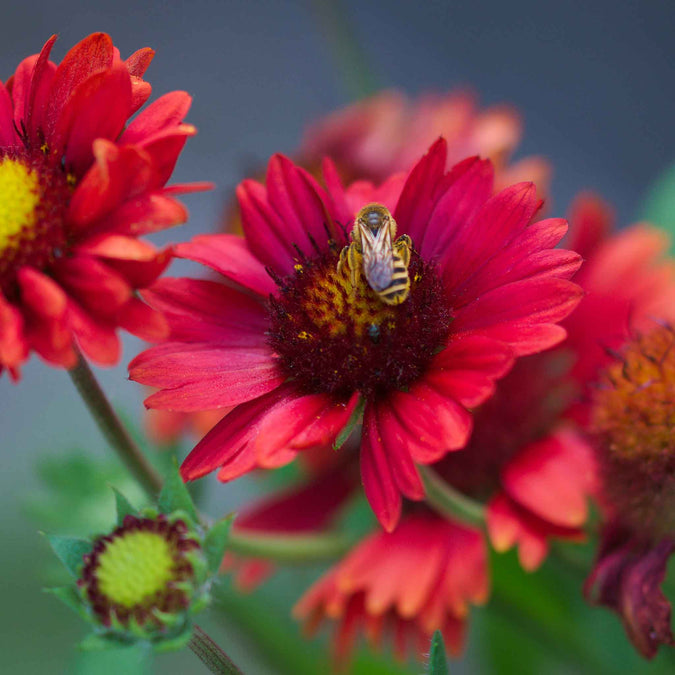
[268,245,452,399]
[592,325,675,463]
[591,325,675,537]
[0,150,70,298]
[79,515,200,628]
[96,530,175,608]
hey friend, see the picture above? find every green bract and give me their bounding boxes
[46,463,232,652]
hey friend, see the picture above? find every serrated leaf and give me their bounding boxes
[333,396,364,450]
[44,586,89,621]
[158,459,198,523]
[203,515,234,574]
[113,488,137,526]
[428,630,449,675]
[46,535,92,577]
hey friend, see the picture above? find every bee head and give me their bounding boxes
[356,203,390,233]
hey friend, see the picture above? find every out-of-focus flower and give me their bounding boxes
[130,139,582,532]
[0,33,205,379]
[300,90,550,194]
[584,324,675,658]
[145,405,227,446]
[293,512,487,662]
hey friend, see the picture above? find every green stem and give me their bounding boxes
[310,0,378,98]
[420,465,486,528]
[227,530,353,563]
[67,352,241,671]
[67,351,163,496]
[188,624,244,675]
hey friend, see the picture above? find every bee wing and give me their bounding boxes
[360,222,394,291]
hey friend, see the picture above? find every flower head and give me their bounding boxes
[293,512,487,662]
[130,139,582,532]
[79,513,203,633]
[0,33,204,378]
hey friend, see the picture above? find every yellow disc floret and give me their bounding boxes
[0,158,41,254]
[592,325,675,462]
[96,530,175,608]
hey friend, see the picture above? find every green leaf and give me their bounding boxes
[641,161,675,251]
[44,586,89,621]
[113,488,137,526]
[333,396,365,450]
[428,630,449,675]
[46,534,91,577]
[158,459,198,523]
[203,515,234,574]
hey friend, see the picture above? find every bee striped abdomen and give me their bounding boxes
[378,252,410,305]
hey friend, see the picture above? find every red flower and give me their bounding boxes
[293,512,487,662]
[0,33,205,379]
[300,89,550,193]
[130,139,582,531]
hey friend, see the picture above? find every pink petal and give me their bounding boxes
[175,234,276,297]
[117,297,168,342]
[143,277,268,345]
[441,182,540,296]
[132,345,283,411]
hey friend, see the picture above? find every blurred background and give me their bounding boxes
[2,1,675,673]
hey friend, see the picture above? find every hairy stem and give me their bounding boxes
[68,351,163,496]
[188,624,244,674]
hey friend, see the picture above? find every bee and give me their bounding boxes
[337,203,412,305]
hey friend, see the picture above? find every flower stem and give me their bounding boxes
[227,531,353,563]
[67,351,163,497]
[188,624,244,675]
[420,465,486,528]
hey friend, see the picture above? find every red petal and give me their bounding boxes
[67,301,120,365]
[0,81,18,145]
[0,293,28,368]
[44,33,114,144]
[68,140,153,229]
[117,297,168,342]
[180,386,290,480]
[17,267,67,319]
[565,192,614,259]
[441,182,540,296]
[175,234,276,297]
[502,428,596,528]
[76,234,158,261]
[125,47,154,78]
[121,90,191,145]
[143,277,268,345]
[360,404,402,532]
[133,345,283,411]
[94,192,188,236]
[136,124,195,187]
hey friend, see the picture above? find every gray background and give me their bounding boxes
[1,1,675,672]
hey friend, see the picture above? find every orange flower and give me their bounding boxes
[0,33,206,379]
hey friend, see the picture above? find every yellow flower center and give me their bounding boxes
[592,325,675,462]
[0,158,41,255]
[299,262,396,338]
[96,530,175,608]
